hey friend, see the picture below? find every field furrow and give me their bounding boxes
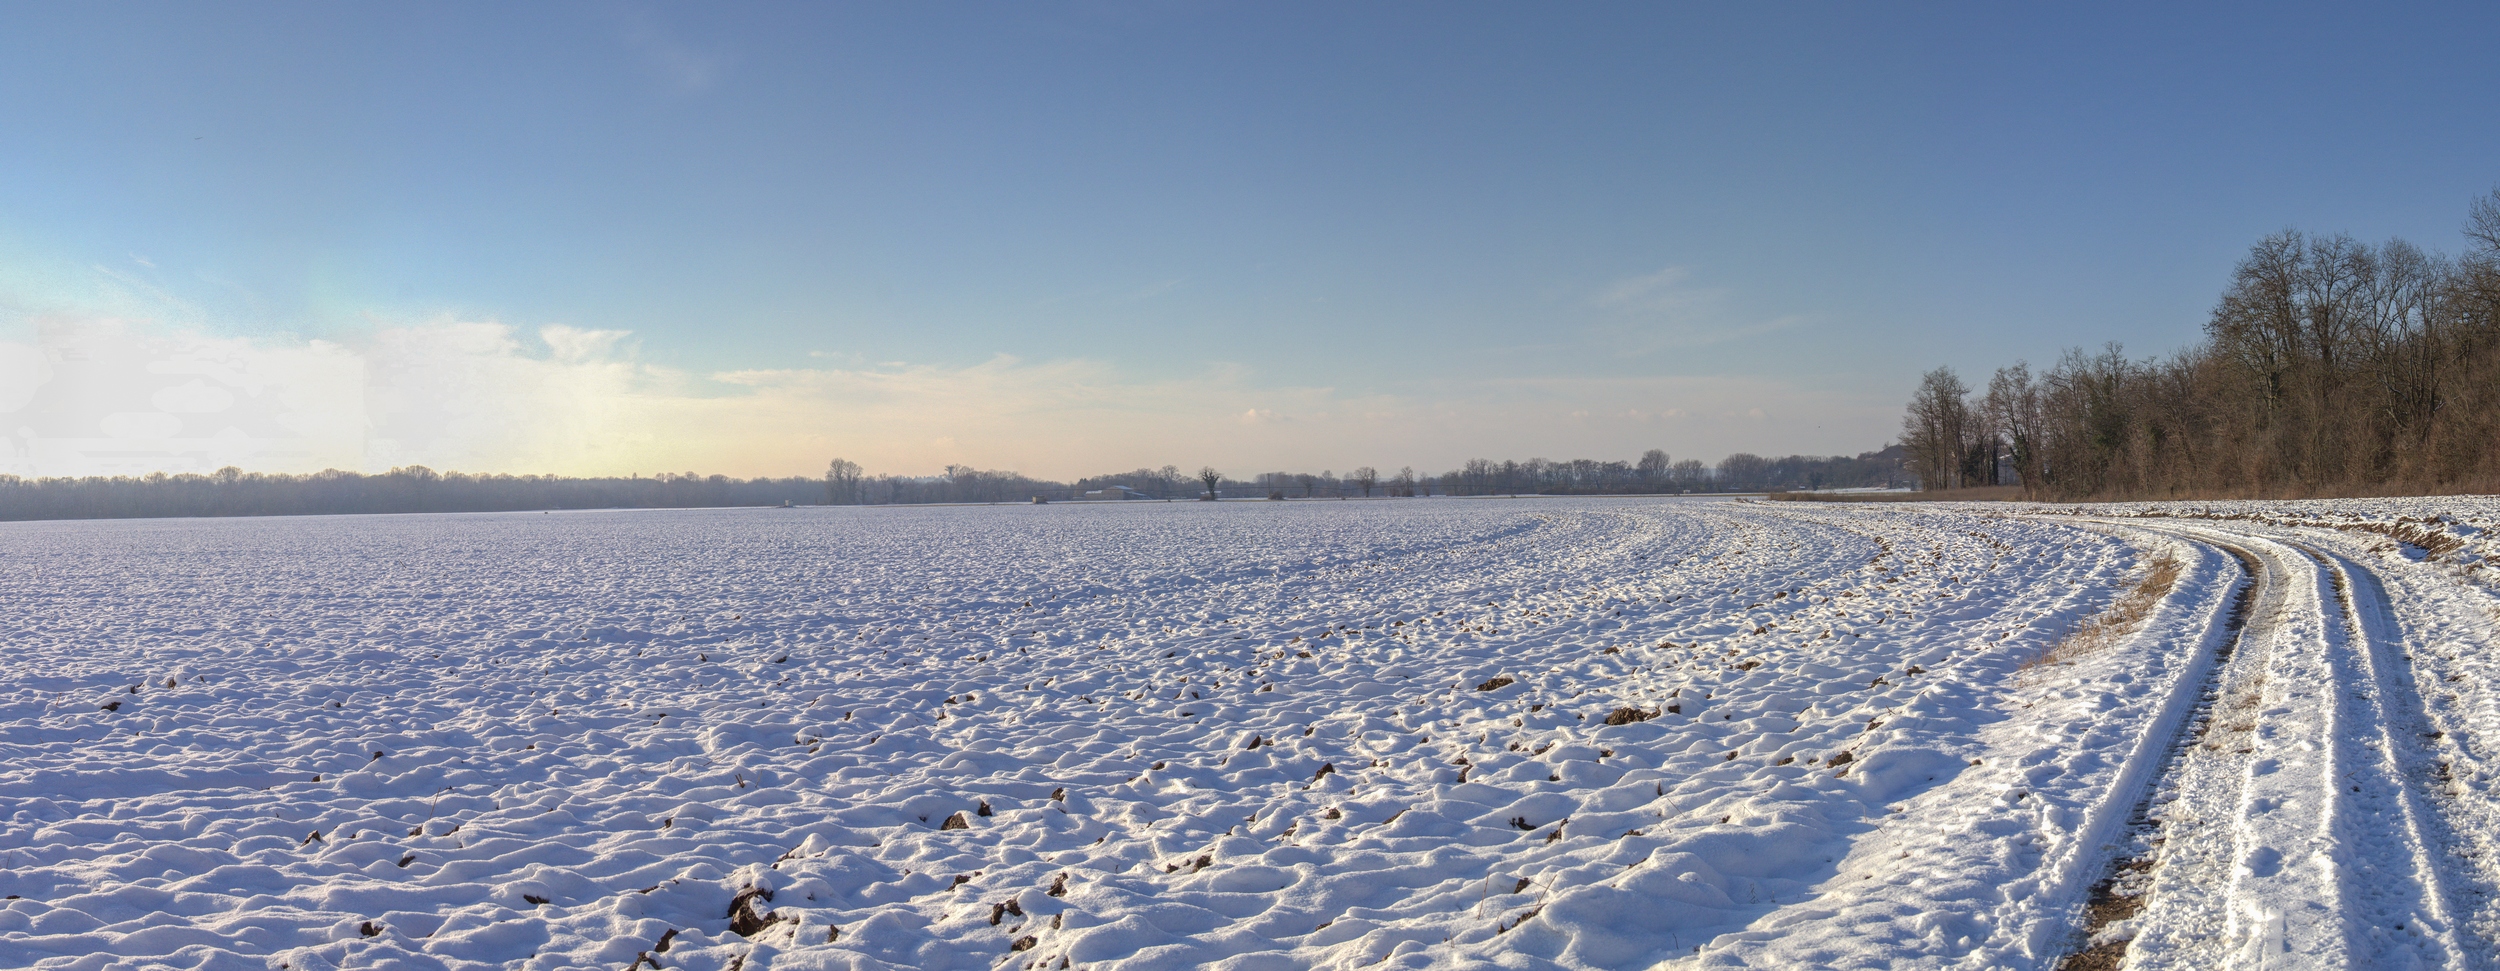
[2,496,2495,971]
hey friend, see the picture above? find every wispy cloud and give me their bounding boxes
[616,8,726,95]
[1035,276,1190,308]
[1584,265,1805,352]
[1121,278,1187,303]
[540,325,635,363]
[1591,266,1714,316]
[85,263,206,325]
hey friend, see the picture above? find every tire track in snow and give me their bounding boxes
[2086,523,2294,971]
[2296,541,2489,968]
[2093,523,2479,970]
[2046,529,2260,971]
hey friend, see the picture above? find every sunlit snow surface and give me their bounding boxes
[3,497,2491,970]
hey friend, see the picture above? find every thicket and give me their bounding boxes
[1432,449,1904,496]
[1903,191,2500,499]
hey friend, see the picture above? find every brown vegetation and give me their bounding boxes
[2024,553,2184,674]
[1766,486,2025,504]
[1905,191,2500,500]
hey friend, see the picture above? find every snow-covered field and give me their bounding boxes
[2,496,2495,971]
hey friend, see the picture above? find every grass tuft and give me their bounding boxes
[2023,553,2182,674]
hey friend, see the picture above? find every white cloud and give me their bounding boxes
[540,325,635,363]
[0,316,1898,480]
[150,378,235,413]
[0,319,367,476]
[0,342,47,412]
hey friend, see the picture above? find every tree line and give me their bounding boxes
[0,466,826,522]
[1901,191,2500,498]
[1432,449,1906,496]
[820,447,1909,504]
[0,444,1910,522]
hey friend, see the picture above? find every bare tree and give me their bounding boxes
[1671,459,1707,491]
[1900,367,1972,491]
[1197,466,1222,500]
[1940,190,2500,500]
[1351,467,1378,497]
[1715,453,1770,492]
[1982,365,2045,495]
[2208,231,2305,416]
[1636,449,1669,487]
[824,458,864,505]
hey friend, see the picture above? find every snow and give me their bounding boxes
[2,496,2495,970]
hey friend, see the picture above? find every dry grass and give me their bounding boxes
[2023,553,2183,674]
[2347,518,2468,559]
[1766,485,2027,504]
[1988,479,2500,504]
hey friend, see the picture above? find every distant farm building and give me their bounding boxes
[1081,485,1150,501]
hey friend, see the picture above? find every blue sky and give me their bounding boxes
[3,2,2495,478]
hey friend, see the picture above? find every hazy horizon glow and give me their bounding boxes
[4,3,2496,479]
[0,315,1882,479]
